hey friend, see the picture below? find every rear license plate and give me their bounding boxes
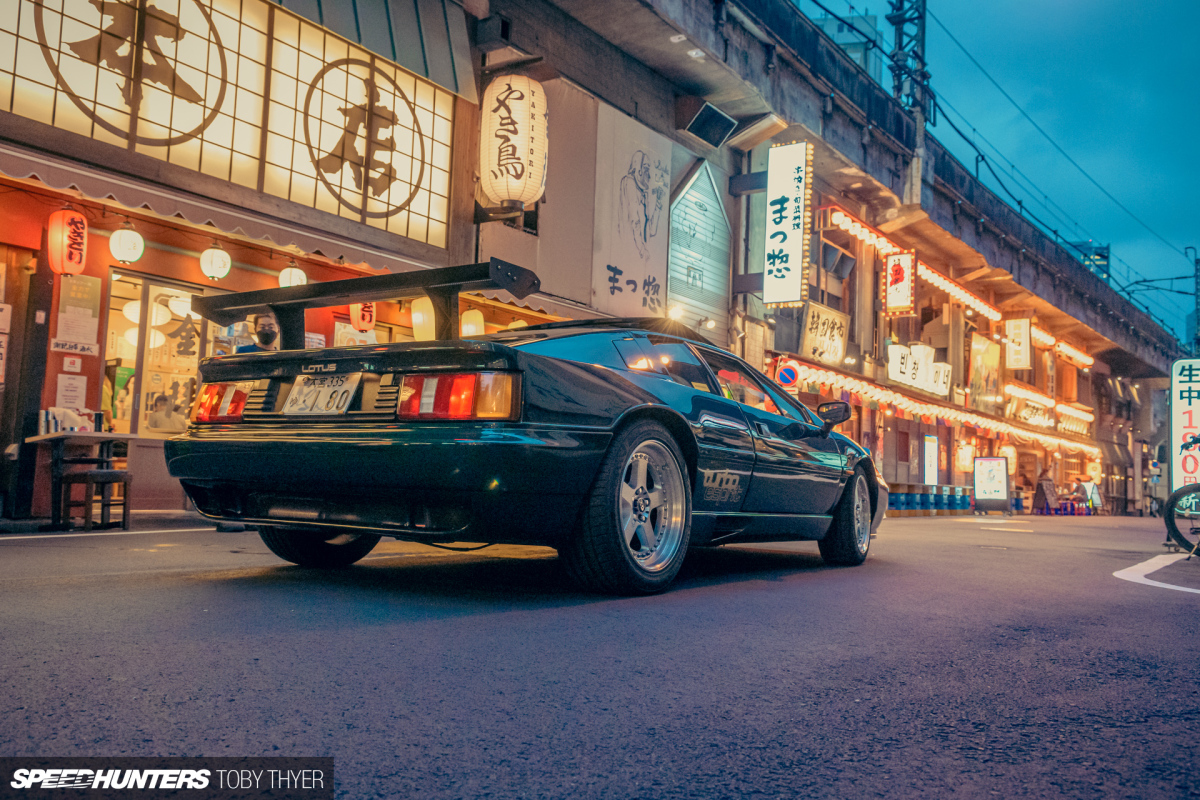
[281,373,362,415]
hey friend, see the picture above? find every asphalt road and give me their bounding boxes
[1,514,1198,799]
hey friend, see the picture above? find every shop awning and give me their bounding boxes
[1099,441,1133,467]
[0,141,434,273]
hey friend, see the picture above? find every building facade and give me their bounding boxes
[0,0,1183,519]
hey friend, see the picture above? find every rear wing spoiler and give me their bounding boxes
[190,258,540,349]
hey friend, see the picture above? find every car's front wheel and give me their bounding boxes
[258,526,380,568]
[818,467,872,566]
[562,420,692,595]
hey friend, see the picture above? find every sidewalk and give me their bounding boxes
[0,509,222,535]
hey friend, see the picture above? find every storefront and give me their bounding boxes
[0,0,491,517]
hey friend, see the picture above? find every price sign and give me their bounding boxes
[1170,358,1200,491]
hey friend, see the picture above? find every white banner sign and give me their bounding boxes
[884,252,916,316]
[887,343,952,397]
[592,105,672,317]
[762,142,813,307]
[1170,358,1200,491]
[51,339,100,357]
[1005,319,1032,370]
[798,301,849,366]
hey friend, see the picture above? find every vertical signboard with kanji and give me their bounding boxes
[798,301,849,366]
[1170,358,1200,491]
[1005,319,1032,370]
[883,252,916,317]
[762,142,813,308]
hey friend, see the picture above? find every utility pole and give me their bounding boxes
[1188,246,1200,354]
[887,0,932,206]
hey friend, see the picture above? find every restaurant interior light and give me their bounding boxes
[461,309,486,337]
[410,296,436,341]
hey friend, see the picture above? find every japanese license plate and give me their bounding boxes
[281,373,362,415]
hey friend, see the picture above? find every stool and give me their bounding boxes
[61,470,132,531]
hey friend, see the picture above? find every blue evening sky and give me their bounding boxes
[798,0,1200,340]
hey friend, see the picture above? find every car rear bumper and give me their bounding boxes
[165,423,611,544]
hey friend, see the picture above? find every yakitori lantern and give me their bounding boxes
[350,302,376,332]
[108,222,144,264]
[199,242,231,280]
[479,75,548,213]
[47,208,88,275]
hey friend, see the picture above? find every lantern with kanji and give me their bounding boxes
[479,75,548,214]
[47,208,88,275]
[350,302,376,332]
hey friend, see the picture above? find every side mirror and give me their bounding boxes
[817,401,851,435]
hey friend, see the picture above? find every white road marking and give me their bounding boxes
[1113,553,1200,595]
[0,527,215,542]
[980,527,1033,532]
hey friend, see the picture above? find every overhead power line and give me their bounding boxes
[927,9,1191,264]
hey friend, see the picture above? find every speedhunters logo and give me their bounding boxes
[0,758,332,798]
[10,769,210,789]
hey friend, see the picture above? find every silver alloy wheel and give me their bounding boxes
[618,440,687,573]
[852,474,871,554]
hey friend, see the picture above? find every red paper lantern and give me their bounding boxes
[47,209,88,275]
[350,302,375,332]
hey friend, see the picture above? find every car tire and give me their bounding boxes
[258,526,380,568]
[562,420,692,595]
[819,467,871,566]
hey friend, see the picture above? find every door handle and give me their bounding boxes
[755,421,771,437]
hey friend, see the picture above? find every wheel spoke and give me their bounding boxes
[620,483,636,505]
[639,521,658,550]
[622,514,640,548]
[632,457,649,491]
[645,489,666,511]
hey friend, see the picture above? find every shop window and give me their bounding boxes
[333,317,414,346]
[104,271,240,439]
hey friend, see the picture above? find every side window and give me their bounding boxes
[647,338,716,394]
[696,348,793,418]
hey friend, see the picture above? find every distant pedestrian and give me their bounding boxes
[1032,468,1058,515]
[235,313,280,353]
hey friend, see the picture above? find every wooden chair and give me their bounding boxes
[61,470,132,531]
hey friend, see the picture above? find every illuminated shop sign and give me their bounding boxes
[6,0,454,246]
[883,252,916,317]
[798,301,849,367]
[1171,358,1200,491]
[1005,319,1032,370]
[762,141,813,308]
[886,342,951,397]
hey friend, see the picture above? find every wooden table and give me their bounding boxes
[23,432,138,530]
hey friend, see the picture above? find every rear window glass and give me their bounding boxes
[648,340,715,394]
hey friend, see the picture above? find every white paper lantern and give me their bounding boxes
[200,243,232,280]
[350,302,376,332]
[479,75,548,209]
[410,296,436,341]
[108,224,144,264]
[167,296,201,319]
[279,265,308,287]
[460,309,485,337]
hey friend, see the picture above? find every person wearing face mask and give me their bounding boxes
[235,314,280,353]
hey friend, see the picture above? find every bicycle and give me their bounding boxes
[1163,433,1200,559]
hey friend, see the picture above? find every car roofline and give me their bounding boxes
[516,317,714,344]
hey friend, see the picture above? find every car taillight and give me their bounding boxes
[191,382,255,423]
[396,372,517,420]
